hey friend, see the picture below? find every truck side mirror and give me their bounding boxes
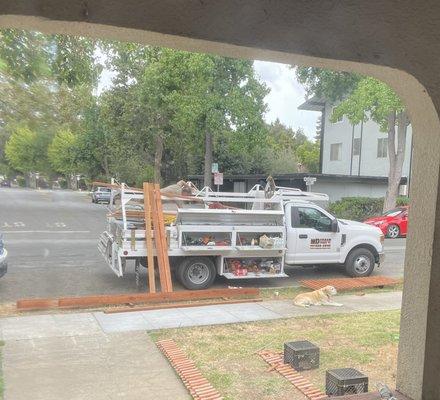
[331,219,339,233]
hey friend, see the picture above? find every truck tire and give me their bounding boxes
[177,257,216,290]
[344,248,375,277]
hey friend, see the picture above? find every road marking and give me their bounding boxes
[2,230,91,234]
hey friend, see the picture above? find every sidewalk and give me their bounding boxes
[0,291,402,400]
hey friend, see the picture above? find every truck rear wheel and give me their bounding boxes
[177,257,216,290]
[344,248,375,277]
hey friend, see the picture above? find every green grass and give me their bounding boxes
[151,310,401,399]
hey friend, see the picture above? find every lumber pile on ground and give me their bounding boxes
[16,288,260,311]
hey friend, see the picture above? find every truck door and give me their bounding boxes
[286,204,341,264]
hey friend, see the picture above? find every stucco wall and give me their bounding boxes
[313,181,388,202]
[1,2,440,399]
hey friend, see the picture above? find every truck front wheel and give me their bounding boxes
[344,248,375,277]
[177,257,216,290]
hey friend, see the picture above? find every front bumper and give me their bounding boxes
[0,250,8,278]
[95,196,111,202]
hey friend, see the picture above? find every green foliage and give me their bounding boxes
[329,197,384,221]
[5,126,40,173]
[296,140,320,173]
[296,67,362,102]
[50,34,102,88]
[396,196,409,206]
[264,149,298,175]
[332,77,405,131]
[47,130,78,175]
[0,29,50,83]
[0,29,320,186]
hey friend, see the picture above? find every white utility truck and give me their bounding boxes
[98,184,385,290]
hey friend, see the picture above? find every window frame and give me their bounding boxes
[353,137,361,156]
[377,137,388,158]
[330,142,342,161]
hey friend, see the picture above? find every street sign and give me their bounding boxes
[214,172,223,186]
[211,163,219,173]
[303,177,317,185]
[303,176,316,192]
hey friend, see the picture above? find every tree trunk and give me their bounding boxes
[203,130,213,188]
[24,173,30,188]
[102,154,110,179]
[383,110,409,212]
[153,134,164,184]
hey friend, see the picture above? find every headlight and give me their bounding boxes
[380,234,385,244]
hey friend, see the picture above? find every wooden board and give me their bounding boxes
[150,185,169,292]
[153,183,173,292]
[143,183,156,293]
[104,297,263,314]
[16,288,260,311]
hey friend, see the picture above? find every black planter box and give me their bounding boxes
[326,368,368,396]
[283,340,319,371]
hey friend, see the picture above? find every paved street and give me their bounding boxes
[0,187,406,301]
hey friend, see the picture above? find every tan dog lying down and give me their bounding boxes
[293,285,343,307]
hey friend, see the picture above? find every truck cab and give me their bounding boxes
[284,201,385,277]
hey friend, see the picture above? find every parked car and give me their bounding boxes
[0,233,8,278]
[364,206,408,238]
[92,187,112,204]
[0,180,11,187]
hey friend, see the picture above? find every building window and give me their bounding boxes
[377,138,388,158]
[330,143,342,161]
[331,106,343,123]
[352,138,360,156]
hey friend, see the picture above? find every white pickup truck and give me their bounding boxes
[98,185,385,290]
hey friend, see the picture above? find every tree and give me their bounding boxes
[267,119,307,152]
[0,29,102,185]
[296,67,409,211]
[4,126,44,182]
[103,45,269,186]
[296,141,320,173]
[47,130,79,185]
[168,53,269,187]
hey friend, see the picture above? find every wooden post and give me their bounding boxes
[143,182,156,293]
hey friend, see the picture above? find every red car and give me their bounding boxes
[364,206,408,238]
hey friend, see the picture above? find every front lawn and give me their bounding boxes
[151,310,400,400]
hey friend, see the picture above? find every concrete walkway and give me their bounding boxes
[0,291,402,400]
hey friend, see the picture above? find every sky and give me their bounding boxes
[253,60,321,138]
[98,57,321,139]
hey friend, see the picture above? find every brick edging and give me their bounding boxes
[258,350,328,400]
[157,339,223,400]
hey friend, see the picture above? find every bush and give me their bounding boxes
[329,197,384,222]
[396,196,410,206]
